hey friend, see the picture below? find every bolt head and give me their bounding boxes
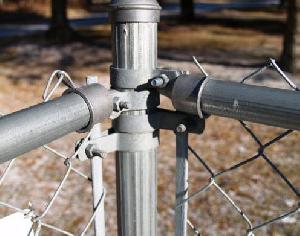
[119,101,129,110]
[176,124,187,133]
[151,78,164,87]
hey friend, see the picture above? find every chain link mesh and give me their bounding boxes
[0,60,299,235]
[0,71,105,235]
[181,59,299,235]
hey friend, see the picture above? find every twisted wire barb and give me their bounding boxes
[0,71,104,235]
[43,70,76,102]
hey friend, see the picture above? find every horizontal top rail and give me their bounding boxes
[160,74,300,131]
[201,79,300,130]
[0,84,113,164]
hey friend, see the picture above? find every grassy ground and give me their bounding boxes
[0,4,299,236]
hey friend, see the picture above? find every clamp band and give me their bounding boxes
[65,88,95,133]
[63,84,114,133]
[197,78,209,119]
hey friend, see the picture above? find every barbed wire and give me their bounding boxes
[0,71,104,236]
[182,59,299,235]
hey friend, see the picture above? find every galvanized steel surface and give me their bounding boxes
[90,124,106,236]
[0,84,113,163]
[111,1,160,235]
[116,150,157,236]
[87,76,106,236]
[201,79,300,130]
[161,75,300,131]
[110,0,161,23]
[111,23,158,89]
[65,84,113,132]
[0,92,90,163]
[0,0,298,235]
[175,131,189,236]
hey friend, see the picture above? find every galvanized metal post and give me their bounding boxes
[87,76,106,236]
[90,125,106,236]
[110,1,161,235]
[175,126,188,236]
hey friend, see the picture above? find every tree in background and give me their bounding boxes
[279,0,286,8]
[47,0,73,41]
[85,0,93,5]
[180,0,194,22]
[281,0,300,72]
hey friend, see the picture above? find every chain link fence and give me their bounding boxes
[0,61,299,235]
[0,71,105,235]
[180,60,299,235]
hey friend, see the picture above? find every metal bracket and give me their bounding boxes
[109,89,160,120]
[113,108,205,134]
[76,108,204,161]
[157,109,205,134]
[157,68,189,80]
[76,129,159,161]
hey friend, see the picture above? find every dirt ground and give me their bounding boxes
[0,5,299,236]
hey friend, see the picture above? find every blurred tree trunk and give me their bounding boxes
[85,0,93,6]
[180,0,194,22]
[279,0,286,8]
[47,0,73,41]
[281,0,300,72]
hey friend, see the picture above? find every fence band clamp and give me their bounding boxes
[64,88,94,133]
[197,78,209,119]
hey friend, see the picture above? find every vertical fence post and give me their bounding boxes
[87,76,106,236]
[175,125,188,236]
[110,1,161,235]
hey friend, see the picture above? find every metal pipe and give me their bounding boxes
[110,1,160,235]
[201,79,300,130]
[0,84,113,164]
[161,75,300,131]
[90,123,106,236]
[175,128,188,236]
[116,149,157,236]
[87,77,106,236]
